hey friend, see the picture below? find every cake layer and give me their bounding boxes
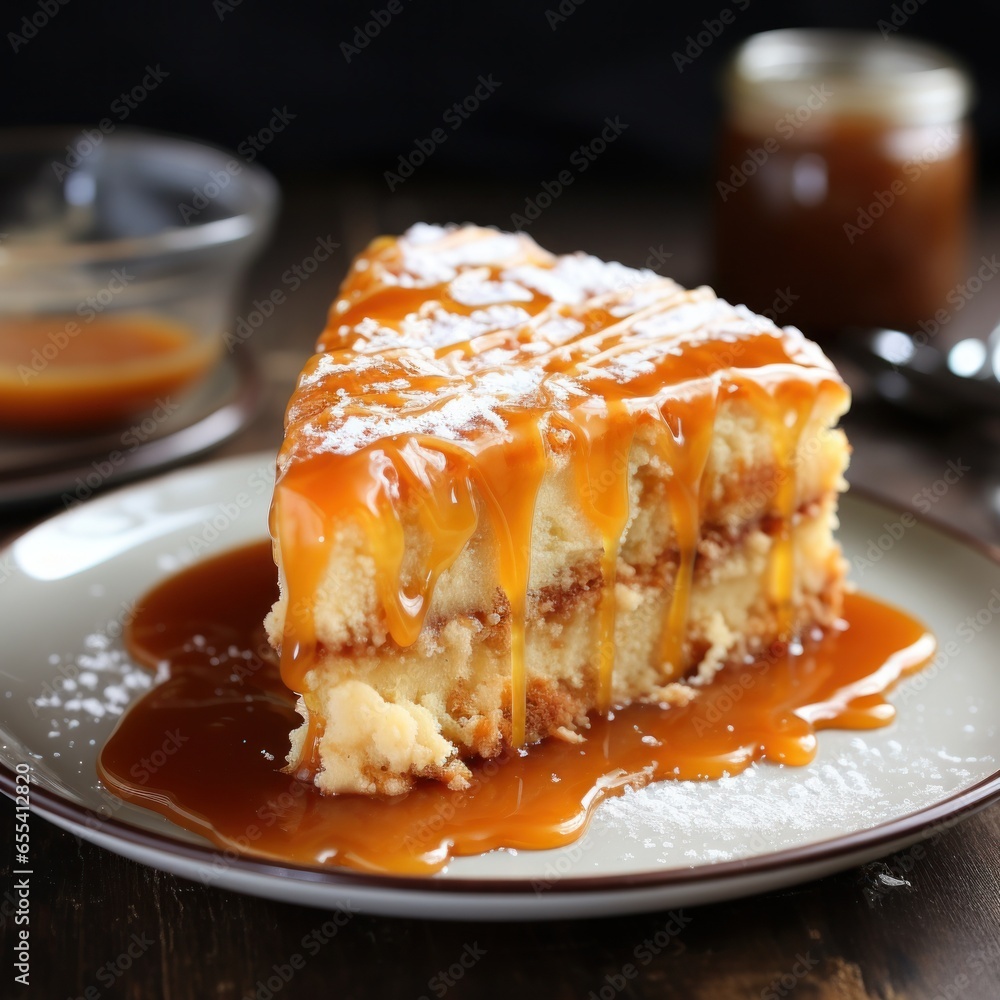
[282,497,844,795]
[268,224,851,795]
[266,391,848,655]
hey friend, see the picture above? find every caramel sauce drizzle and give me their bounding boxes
[98,541,935,875]
[767,384,816,631]
[560,399,635,711]
[272,226,849,760]
[657,395,718,678]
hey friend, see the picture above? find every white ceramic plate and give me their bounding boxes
[1,453,998,920]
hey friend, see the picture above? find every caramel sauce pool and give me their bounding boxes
[98,540,935,876]
[0,313,218,431]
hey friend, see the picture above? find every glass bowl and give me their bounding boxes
[0,125,279,433]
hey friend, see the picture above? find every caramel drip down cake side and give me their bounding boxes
[265,223,851,796]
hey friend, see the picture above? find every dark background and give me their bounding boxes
[2,0,998,186]
[4,0,999,305]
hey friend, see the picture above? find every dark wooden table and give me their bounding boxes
[2,178,999,999]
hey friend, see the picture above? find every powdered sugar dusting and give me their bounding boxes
[632,298,744,341]
[549,252,658,298]
[502,264,588,305]
[399,225,535,285]
[281,224,842,464]
[405,222,448,245]
[609,282,688,318]
[392,305,532,351]
[535,316,586,344]
[583,733,982,868]
[32,630,154,740]
[313,392,512,455]
[448,270,535,307]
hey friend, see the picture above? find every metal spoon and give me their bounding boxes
[840,325,1000,419]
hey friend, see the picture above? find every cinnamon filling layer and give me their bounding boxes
[305,492,836,660]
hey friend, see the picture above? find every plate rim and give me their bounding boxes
[2,452,999,897]
[2,760,998,896]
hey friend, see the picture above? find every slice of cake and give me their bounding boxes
[265,223,851,796]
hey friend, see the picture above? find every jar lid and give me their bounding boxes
[725,29,973,126]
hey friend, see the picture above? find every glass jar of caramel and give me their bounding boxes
[713,30,973,336]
